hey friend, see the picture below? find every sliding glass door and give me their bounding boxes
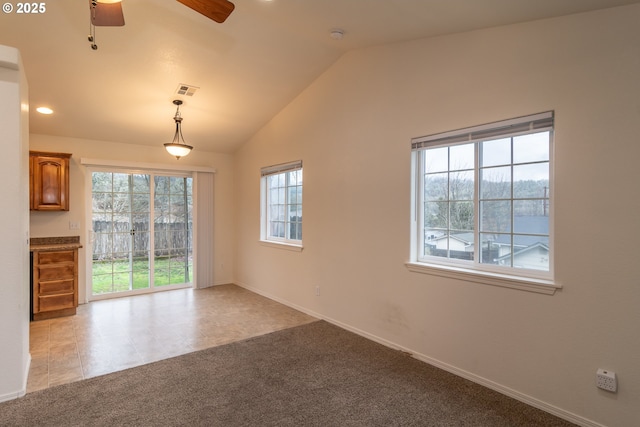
[153,176,193,288]
[90,171,192,299]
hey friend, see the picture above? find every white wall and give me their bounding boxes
[29,134,235,303]
[234,5,640,427]
[0,46,30,402]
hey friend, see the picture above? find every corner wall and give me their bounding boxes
[0,45,30,402]
[233,5,640,426]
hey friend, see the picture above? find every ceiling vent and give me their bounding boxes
[176,84,199,97]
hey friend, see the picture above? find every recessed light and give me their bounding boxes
[36,107,54,115]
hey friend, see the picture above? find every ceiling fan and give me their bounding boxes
[90,0,235,27]
[88,0,234,49]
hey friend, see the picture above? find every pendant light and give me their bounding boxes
[164,100,193,159]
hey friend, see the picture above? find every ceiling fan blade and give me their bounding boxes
[177,0,235,23]
[90,1,125,27]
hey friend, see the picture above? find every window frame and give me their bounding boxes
[408,112,560,294]
[260,160,303,250]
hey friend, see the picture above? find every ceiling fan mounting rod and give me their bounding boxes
[88,1,98,49]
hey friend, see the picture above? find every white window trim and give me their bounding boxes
[260,160,303,250]
[405,262,560,295]
[409,112,560,295]
[259,240,303,252]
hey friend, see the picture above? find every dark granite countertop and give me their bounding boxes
[30,236,83,251]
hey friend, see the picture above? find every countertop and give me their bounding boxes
[30,236,83,252]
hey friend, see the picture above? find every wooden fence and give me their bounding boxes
[92,220,192,260]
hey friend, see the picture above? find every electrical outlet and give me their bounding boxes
[315,285,320,296]
[596,369,617,392]
[69,221,80,230]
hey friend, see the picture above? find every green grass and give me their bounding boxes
[92,257,193,295]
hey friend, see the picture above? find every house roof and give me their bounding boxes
[426,216,548,248]
[491,216,549,247]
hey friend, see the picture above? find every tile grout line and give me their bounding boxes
[46,321,51,390]
[73,318,86,381]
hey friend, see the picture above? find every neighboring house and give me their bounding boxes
[492,216,549,270]
[426,216,549,269]
[426,232,474,261]
[495,242,550,271]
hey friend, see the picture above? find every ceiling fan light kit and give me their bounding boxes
[87,0,124,49]
[89,0,125,27]
[164,100,194,160]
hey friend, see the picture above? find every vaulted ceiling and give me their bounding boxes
[2,0,638,153]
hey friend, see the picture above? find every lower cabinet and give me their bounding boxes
[32,249,78,320]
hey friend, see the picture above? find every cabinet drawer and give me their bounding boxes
[37,293,75,313]
[38,264,75,281]
[37,278,75,296]
[38,250,75,264]
[31,245,79,320]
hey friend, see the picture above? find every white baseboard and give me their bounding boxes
[0,353,30,403]
[235,281,604,427]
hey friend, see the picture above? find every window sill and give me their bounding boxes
[259,240,303,252]
[405,262,560,295]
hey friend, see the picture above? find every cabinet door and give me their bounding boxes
[31,155,69,211]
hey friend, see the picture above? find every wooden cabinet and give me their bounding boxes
[29,151,71,211]
[32,248,79,320]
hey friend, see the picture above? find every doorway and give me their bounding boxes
[90,171,193,299]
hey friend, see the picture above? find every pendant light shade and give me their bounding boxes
[164,143,193,159]
[164,100,193,159]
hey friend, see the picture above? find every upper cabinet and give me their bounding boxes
[29,151,71,211]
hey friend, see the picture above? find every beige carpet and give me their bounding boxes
[0,320,575,426]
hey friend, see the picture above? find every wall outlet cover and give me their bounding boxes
[596,368,617,392]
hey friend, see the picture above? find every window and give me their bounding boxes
[410,112,555,289]
[261,161,303,248]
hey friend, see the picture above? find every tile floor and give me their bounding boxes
[27,284,317,393]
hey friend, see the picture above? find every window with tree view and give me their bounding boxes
[412,112,553,277]
[261,161,302,245]
[91,171,193,297]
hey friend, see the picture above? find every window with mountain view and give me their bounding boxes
[411,112,553,279]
